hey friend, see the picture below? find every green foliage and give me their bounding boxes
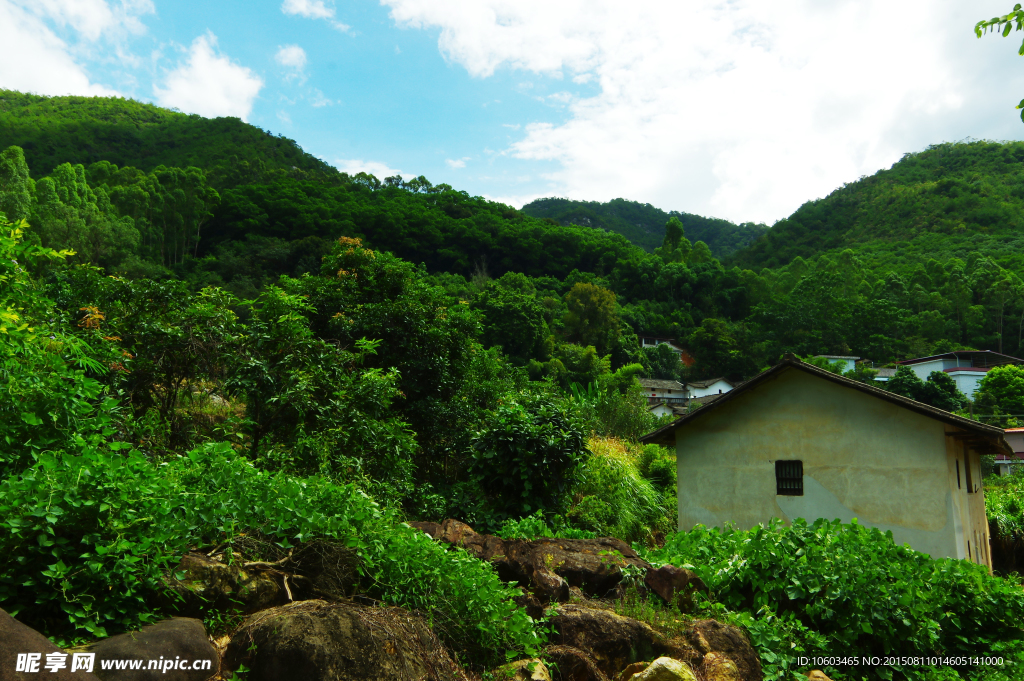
[646,519,1024,681]
[494,511,597,541]
[887,366,969,412]
[562,282,620,356]
[469,392,587,520]
[520,196,768,257]
[0,91,331,181]
[567,437,673,543]
[975,364,1024,424]
[0,145,33,222]
[0,441,543,665]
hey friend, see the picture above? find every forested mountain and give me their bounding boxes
[732,140,1024,273]
[521,196,768,256]
[0,90,331,180]
[8,91,1024,383]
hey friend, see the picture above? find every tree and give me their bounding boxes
[975,364,1024,418]
[562,282,620,356]
[0,146,33,222]
[886,366,967,412]
[977,5,1024,121]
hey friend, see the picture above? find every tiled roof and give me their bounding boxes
[638,378,684,390]
[686,377,732,389]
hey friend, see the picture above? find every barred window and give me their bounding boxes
[776,460,803,496]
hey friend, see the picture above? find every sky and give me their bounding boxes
[3,0,1024,225]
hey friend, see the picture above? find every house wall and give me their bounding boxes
[674,368,979,563]
[908,358,967,382]
[948,370,986,399]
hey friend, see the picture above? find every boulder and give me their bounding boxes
[664,620,761,681]
[616,661,650,681]
[223,599,466,681]
[75,617,219,681]
[410,519,654,602]
[642,566,707,610]
[165,541,359,617]
[165,552,287,616]
[544,645,609,681]
[701,652,741,681]
[1,608,101,681]
[548,605,666,678]
[629,658,696,681]
[497,658,552,681]
[495,537,651,600]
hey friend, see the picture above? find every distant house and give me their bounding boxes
[638,336,696,367]
[638,378,686,406]
[813,355,860,372]
[998,428,1024,476]
[874,367,897,382]
[684,377,734,398]
[641,355,1009,570]
[896,350,1024,399]
[647,393,726,419]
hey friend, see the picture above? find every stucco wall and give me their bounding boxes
[675,368,963,559]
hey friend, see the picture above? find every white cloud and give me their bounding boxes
[281,0,350,32]
[154,33,264,120]
[275,44,307,83]
[446,157,471,169]
[309,88,333,107]
[335,158,404,178]
[275,44,307,70]
[277,110,292,125]
[382,0,1024,224]
[0,0,153,96]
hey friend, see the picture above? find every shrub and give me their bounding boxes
[645,518,1024,681]
[469,392,586,518]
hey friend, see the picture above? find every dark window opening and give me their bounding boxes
[965,452,975,493]
[776,460,803,496]
[956,460,961,489]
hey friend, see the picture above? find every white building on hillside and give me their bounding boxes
[897,351,1023,399]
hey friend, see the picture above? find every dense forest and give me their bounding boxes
[521,195,768,256]
[3,92,1024,680]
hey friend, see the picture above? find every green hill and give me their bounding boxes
[520,196,767,257]
[732,140,1024,274]
[0,90,332,181]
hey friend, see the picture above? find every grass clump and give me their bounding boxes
[564,436,674,543]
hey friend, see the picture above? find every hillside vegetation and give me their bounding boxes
[733,140,1024,273]
[521,196,768,257]
[0,90,331,180]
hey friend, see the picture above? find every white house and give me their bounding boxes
[998,427,1024,476]
[641,355,1010,571]
[639,336,685,358]
[897,350,1023,399]
[638,378,686,406]
[684,377,734,398]
[814,355,860,372]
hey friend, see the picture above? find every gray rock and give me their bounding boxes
[74,617,218,681]
[0,608,101,681]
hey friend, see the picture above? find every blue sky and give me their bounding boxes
[4,0,1024,224]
